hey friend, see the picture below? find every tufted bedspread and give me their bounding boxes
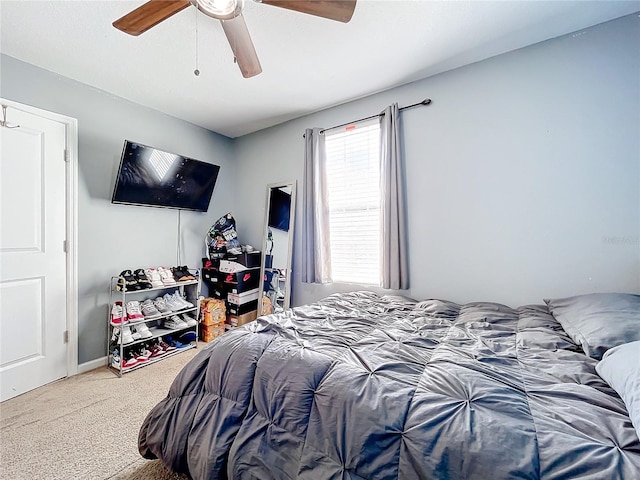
[138,291,640,479]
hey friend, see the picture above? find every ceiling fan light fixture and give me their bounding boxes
[194,0,244,20]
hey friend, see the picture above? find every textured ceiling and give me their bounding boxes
[1,1,638,137]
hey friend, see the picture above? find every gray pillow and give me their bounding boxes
[544,293,640,360]
[596,340,640,442]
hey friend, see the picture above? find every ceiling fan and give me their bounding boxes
[113,0,357,78]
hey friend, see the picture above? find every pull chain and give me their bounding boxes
[194,7,200,76]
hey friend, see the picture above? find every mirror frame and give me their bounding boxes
[258,180,297,313]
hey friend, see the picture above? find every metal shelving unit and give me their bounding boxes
[106,269,201,377]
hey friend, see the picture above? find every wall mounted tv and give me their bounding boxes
[111,140,220,212]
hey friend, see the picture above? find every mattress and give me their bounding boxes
[138,291,640,479]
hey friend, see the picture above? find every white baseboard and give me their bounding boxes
[77,356,108,374]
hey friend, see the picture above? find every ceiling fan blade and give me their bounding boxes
[113,0,191,36]
[260,0,356,23]
[220,15,262,78]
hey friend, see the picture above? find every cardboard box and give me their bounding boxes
[227,288,259,306]
[226,251,262,268]
[227,299,259,316]
[200,298,226,326]
[203,279,226,299]
[224,267,260,293]
[227,310,258,327]
[200,323,225,342]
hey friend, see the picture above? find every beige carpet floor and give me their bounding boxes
[0,345,203,480]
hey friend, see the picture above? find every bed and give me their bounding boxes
[138,291,640,479]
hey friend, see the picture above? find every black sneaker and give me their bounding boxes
[134,269,152,289]
[171,266,189,283]
[179,266,196,281]
[116,269,139,291]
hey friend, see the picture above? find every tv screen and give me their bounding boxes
[111,141,220,212]
[268,188,291,231]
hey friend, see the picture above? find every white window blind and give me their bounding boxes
[325,119,381,285]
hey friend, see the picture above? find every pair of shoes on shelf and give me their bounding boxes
[163,291,194,312]
[116,269,154,291]
[110,301,126,325]
[171,266,196,283]
[141,299,162,319]
[111,348,141,369]
[164,315,189,330]
[111,327,133,345]
[164,334,193,349]
[112,324,152,345]
[125,300,144,322]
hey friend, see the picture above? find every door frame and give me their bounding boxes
[1,98,79,377]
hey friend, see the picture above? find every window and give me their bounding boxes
[324,119,381,285]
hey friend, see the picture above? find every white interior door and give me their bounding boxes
[0,105,68,402]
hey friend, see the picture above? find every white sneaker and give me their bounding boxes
[164,315,188,330]
[133,323,153,339]
[163,293,184,312]
[181,314,198,327]
[144,267,164,288]
[158,266,177,286]
[170,291,193,309]
[141,299,162,318]
[117,326,135,344]
[126,301,144,322]
[153,297,171,314]
[110,302,127,326]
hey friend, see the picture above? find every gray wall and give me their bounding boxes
[1,54,236,364]
[233,13,640,308]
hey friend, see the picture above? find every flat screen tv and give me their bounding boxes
[111,140,220,212]
[268,188,291,231]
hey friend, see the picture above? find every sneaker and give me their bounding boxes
[134,269,152,289]
[181,313,198,327]
[111,349,121,368]
[147,341,165,358]
[145,267,164,288]
[165,335,189,349]
[153,296,171,314]
[126,300,144,322]
[171,266,190,283]
[134,345,152,361]
[178,330,196,344]
[163,293,184,312]
[110,301,127,325]
[158,266,177,286]
[121,351,139,369]
[116,269,139,292]
[123,325,139,342]
[158,339,176,353]
[169,291,194,309]
[164,315,189,330]
[112,326,134,344]
[141,299,162,319]
[179,266,196,281]
[133,322,153,339]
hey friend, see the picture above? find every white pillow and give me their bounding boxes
[596,340,640,441]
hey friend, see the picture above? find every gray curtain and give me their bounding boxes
[380,104,409,289]
[301,128,332,283]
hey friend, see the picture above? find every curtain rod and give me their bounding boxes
[303,98,431,138]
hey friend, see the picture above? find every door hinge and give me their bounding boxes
[64,149,70,162]
[63,239,68,253]
[63,330,69,343]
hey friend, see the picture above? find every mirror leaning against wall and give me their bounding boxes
[258,181,296,315]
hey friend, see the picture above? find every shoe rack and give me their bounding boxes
[106,268,201,377]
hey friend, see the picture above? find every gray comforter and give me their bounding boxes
[138,291,640,479]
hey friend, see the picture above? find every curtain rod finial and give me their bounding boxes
[422,99,432,105]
